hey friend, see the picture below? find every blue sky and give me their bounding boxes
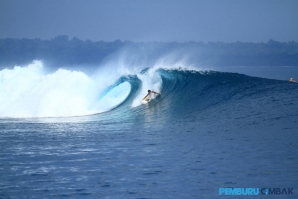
[1,0,298,42]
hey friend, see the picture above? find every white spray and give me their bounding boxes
[0,61,131,118]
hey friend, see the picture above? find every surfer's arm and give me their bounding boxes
[152,91,160,95]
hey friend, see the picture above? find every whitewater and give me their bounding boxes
[0,60,297,199]
[0,60,164,118]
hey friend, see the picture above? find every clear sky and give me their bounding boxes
[1,0,298,42]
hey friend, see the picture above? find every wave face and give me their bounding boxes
[1,61,298,129]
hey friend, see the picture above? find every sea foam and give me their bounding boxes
[0,61,130,118]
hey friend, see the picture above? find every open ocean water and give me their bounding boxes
[0,61,298,198]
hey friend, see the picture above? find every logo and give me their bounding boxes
[219,188,294,195]
[219,188,259,195]
[261,188,293,195]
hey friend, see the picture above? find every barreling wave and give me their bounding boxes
[0,60,297,126]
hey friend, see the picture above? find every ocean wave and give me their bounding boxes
[0,61,297,122]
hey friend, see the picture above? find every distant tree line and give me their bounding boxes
[0,35,298,68]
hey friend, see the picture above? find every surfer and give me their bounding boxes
[142,90,160,101]
[289,78,296,82]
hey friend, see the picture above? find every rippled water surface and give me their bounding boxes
[1,68,298,198]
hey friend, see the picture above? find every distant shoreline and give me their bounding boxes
[1,36,298,68]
